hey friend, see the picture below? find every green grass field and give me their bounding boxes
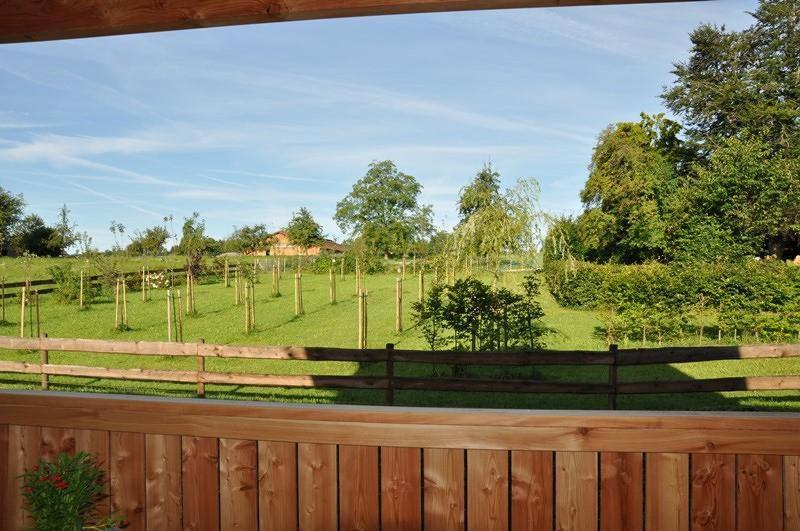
[0,262,798,411]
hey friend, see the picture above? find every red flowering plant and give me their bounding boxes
[20,451,125,531]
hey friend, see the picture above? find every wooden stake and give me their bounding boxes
[234,269,240,305]
[250,281,256,330]
[329,268,336,304]
[35,290,41,338]
[28,283,33,338]
[79,270,84,308]
[122,279,128,328]
[357,288,363,349]
[418,270,424,302]
[340,258,344,280]
[412,255,416,275]
[141,266,146,302]
[114,278,120,329]
[402,257,406,278]
[19,286,26,337]
[1,279,5,322]
[395,277,403,333]
[166,289,173,342]
[186,271,191,315]
[176,290,184,342]
[244,281,250,333]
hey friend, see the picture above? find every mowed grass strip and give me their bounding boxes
[0,270,798,410]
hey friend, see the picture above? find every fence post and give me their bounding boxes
[608,343,618,410]
[385,343,395,406]
[40,332,48,390]
[197,338,205,398]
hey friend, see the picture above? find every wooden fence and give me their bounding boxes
[0,336,799,408]
[0,390,799,530]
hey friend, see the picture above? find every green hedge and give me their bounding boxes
[544,259,800,313]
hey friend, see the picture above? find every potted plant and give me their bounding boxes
[20,451,125,530]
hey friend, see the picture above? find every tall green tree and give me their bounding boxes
[224,224,272,254]
[11,214,58,256]
[335,160,433,257]
[285,208,324,254]
[0,186,24,255]
[662,0,800,155]
[127,226,170,256]
[575,114,682,263]
[49,205,78,256]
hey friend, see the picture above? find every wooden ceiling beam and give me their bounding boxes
[0,0,698,44]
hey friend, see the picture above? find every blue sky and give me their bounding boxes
[0,1,755,250]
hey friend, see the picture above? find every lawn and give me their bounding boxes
[0,262,798,411]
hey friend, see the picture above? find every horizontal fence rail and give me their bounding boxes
[0,336,799,408]
[1,391,799,531]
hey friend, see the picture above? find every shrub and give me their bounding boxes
[48,264,97,305]
[21,452,124,531]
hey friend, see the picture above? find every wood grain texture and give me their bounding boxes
[691,453,734,531]
[601,452,643,531]
[423,448,465,531]
[511,450,553,531]
[339,445,379,531]
[3,425,40,530]
[0,425,7,529]
[786,456,800,531]
[40,427,76,460]
[467,449,508,531]
[555,451,597,531]
[182,436,220,531]
[258,441,298,531]
[0,1,690,45]
[5,392,800,455]
[145,434,181,530]
[381,447,421,531]
[737,454,782,531]
[74,429,111,518]
[220,438,258,531]
[645,453,689,531]
[298,443,337,531]
[110,431,146,531]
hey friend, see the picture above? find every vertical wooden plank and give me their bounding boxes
[40,427,76,460]
[786,456,800,531]
[110,431,146,531]
[75,429,111,519]
[737,454,782,531]
[339,445,379,531]
[601,452,643,531]
[511,450,553,531]
[423,448,465,531]
[691,454,734,531]
[145,434,182,531]
[381,447,421,531]
[258,441,298,531]
[220,438,258,531]
[555,451,597,531]
[467,449,508,531]
[0,425,9,529]
[298,442,337,531]
[4,425,41,531]
[182,435,220,531]
[645,453,689,531]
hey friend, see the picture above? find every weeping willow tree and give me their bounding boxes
[447,165,547,276]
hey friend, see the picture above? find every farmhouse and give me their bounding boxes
[266,230,346,256]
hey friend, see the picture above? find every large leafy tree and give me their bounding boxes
[0,186,24,255]
[127,226,170,256]
[575,114,682,263]
[285,208,324,253]
[11,215,58,256]
[662,0,799,155]
[335,160,433,257]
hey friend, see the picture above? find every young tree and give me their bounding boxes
[335,160,434,258]
[49,204,78,256]
[127,226,170,256]
[0,186,24,255]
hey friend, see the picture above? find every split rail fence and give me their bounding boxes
[0,391,799,531]
[0,336,799,408]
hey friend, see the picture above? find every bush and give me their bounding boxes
[546,258,800,343]
[21,452,124,530]
[48,264,97,305]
